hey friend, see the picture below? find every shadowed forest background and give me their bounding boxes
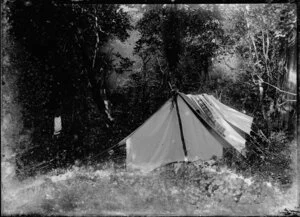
[2,1,297,207]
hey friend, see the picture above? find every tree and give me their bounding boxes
[222,4,296,135]
[216,4,296,182]
[134,5,225,94]
[8,1,132,174]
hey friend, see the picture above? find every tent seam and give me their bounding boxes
[174,93,188,158]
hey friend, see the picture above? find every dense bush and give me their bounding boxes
[7,1,132,176]
[135,5,225,92]
[4,3,296,187]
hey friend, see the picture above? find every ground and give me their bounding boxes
[2,161,297,216]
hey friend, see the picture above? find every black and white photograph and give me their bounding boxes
[1,1,299,216]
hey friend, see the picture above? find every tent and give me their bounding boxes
[119,91,253,172]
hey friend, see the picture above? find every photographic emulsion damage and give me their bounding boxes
[1,2,299,216]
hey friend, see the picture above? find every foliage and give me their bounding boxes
[4,2,296,190]
[220,4,297,135]
[208,5,297,184]
[135,6,224,91]
[3,163,296,215]
[263,132,293,184]
[8,1,132,176]
[2,0,24,180]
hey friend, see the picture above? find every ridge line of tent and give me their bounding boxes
[174,94,188,159]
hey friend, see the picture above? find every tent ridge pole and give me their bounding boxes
[174,93,188,158]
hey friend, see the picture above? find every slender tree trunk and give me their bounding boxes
[296,25,300,208]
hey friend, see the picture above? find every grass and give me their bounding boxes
[2,160,297,216]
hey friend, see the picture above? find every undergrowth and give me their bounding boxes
[2,159,297,216]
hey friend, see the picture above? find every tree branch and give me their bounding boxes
[262,30,266,61]
[255,74,296,96]
[157,57,166,74]
[250,34,259,62]
[278,100,296,107]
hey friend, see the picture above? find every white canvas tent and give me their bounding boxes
[119,92,253,172]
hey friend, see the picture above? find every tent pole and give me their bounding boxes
[174,93,188,159]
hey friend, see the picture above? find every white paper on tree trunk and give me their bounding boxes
[54,116,62,135]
